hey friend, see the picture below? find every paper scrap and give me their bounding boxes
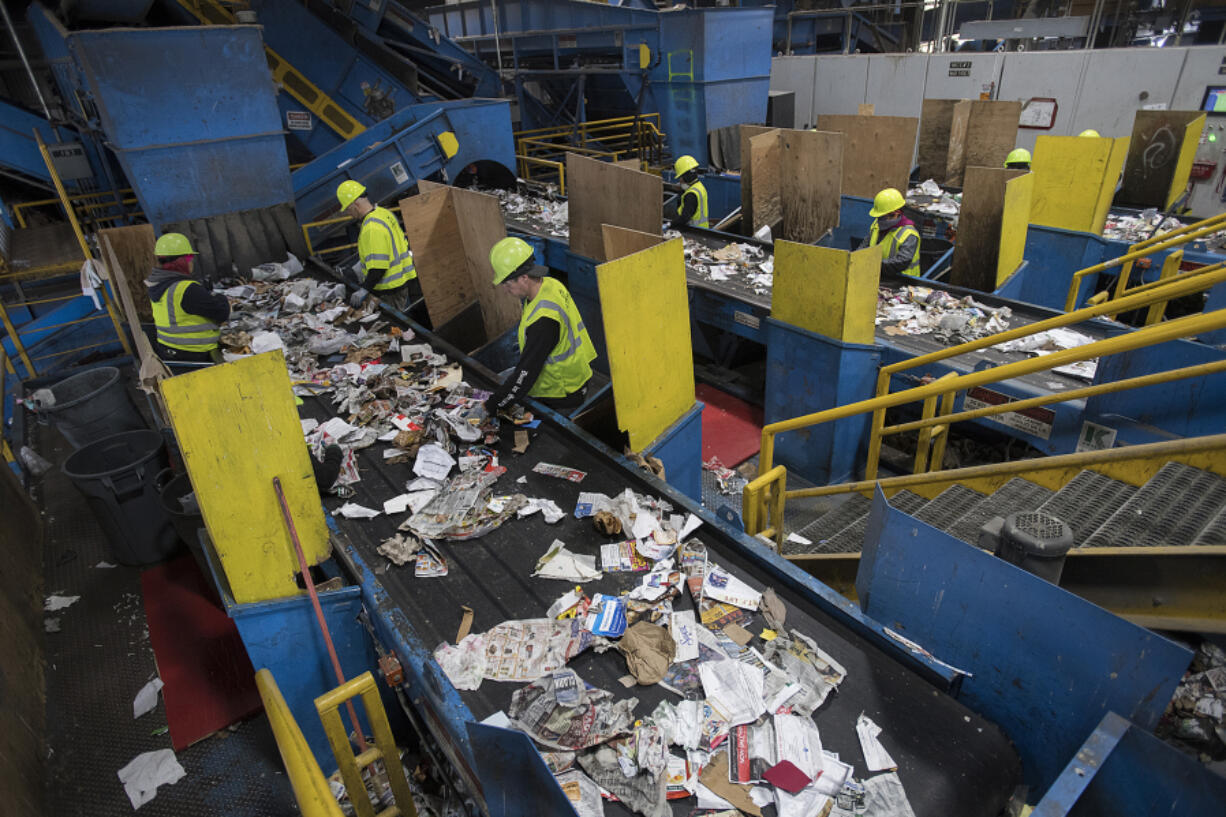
[513,429,531,454]
[547,588,584,619]
[723,623,754,646]
[44,594,80,611]
[533,540,601,581]
[456,606,475,643]
[856,712,898,772]
[618,621,676,684]
[670,610,699,662]
[533,462,587,482]
[774,713,823,780]
[413,443,456,481]
[679,513,703,539]
[480,710,512,728]
[555,769,605,817]
[333,502,380,519]
[704,568,762,610]
[699,752,763,817]
[382,494,413,514]
[95,561,117,569]
[699,660,766,726]
[133,678,164,719]
[763,760,811,794]
[785,532,812,546]
[117,749,186,809]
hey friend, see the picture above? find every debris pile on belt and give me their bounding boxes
[674,233,775,296]
[478,184,570,239]
[877,285,1013,343]
[906,179,961,223]
[1101,209,1201,244]
[1157,640,1226,763]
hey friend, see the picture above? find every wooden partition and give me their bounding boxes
[566,153,661,262]
[946,100,1022,187]
[741,124,780,233]
[815,114,918,198]
[740,125,842,241]
[772,241,880,344]
[1118,110,1207,210]
[951,168,1034,292]
[400,183,519,350]
[917,99,960,183]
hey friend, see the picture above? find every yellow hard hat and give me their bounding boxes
[490,236,535,285]
[674,155,699,177]
[1078,129,1101,138]
[869,188,905,218]
[1004,148,1031,166]
[154,232,195,257]
[336,179,367,210]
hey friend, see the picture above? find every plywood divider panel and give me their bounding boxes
[567,153,661,262]
[740,124,779,231]
[603,224,664,261]
[1118,110,1207,209]
[951,167,1029,292]
[946,100,1022,187]
[98,224,156,323]
[918,99,960,183]
[815,114,919,198]
[400,187,473,328]
[772,241,880,344]
[748,130,782,233]
[780,129,842,243]
[451,186,519,340]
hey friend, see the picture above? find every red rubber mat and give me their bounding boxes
[696,383,764,467]
[141,554,262,750]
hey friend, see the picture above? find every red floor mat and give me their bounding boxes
[141,554,262,750]
[696,383,764,467]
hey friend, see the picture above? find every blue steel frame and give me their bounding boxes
[858,488,1193,800]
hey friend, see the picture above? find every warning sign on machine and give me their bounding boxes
[962,386,1054,440]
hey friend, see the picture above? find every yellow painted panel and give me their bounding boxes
[772,241,879,344]
[596,238,695,451]
[1168,114,1207,210]
[161,352,327,603]
[996,171,1034,288]
[1030,135,1130,234]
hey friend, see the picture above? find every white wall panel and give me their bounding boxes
[996,51,1089,150]
[1071,49,1183,137]
[923,53,1004,103]
[808,55,869,126]
[865,54,928,119]
[770,57,819,130]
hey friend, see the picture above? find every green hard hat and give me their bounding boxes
[1004,148,1031,166]
[154,232,195,257]
[490,236,535,285]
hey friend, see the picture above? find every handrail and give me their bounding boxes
[867,263,1226,478]
[1064,214,1226,312]
[255,670,345,817]
[750,298,1226,548]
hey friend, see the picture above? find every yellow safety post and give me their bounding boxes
[255,670,346,817]
[315,672,417,817]
[161,352,330,602]
[33,130,132,357]
[596,238,695,451]
[1138,250,1184,324]
[913,372,957,474]
[1030,134,1129,235]
[0,298,35,377]
[996,171,1034,288]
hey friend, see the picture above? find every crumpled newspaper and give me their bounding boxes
[508,671,637,750]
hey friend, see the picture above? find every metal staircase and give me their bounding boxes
[785,463,1226,555]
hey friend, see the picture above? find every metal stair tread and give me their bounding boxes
[819,490,930,554]
[1037,470,1137,544]
[946,478,1055,547]
[786,493,873,554]
[912,484,988,532]
[1082,462,1226,548]
[1190,504,1226,546]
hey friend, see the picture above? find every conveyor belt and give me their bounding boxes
[506,214,1115,396]
[304,308,1022,816]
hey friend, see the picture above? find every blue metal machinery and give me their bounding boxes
[426,0,773,166]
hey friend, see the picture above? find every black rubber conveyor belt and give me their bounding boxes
[303,316,1022,817]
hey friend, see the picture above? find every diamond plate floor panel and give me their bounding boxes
[1083,462,1226,548]
[1038,470,1137,544]
[34,409,294,816]
[946,479,1054,547]
[913,485,988,532]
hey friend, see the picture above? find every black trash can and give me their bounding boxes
[158,467,210,576]
[62,430,181,566]
[35,366,145,449]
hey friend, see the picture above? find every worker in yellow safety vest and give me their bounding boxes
[146,232,230,362]
[336,180,418,311]
[669,155,710,229]
[485,236,597,416]
[861,188,921,277]
[1004,148,1031,171]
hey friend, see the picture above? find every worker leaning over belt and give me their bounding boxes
[146,232,229,363]
[1004,147,1031,171]
[669,154,710,229]
[485,237,597,416]
[860,187,921,277]
[336,180,418,311]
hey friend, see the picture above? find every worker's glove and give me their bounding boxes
[349,288,368,308]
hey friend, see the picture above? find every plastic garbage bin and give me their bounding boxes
[34,366,144,449]
[62,430,181,565]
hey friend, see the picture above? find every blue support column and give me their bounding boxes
[764,318,880,485]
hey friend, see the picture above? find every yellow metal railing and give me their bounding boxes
[745,270,1226,548]
[13,188,141,231]
[302,215,357,258]
[1064,211,1226,312]
[256,670,346,817]
[514,114,665,191]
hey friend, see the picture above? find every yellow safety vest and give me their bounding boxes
[869,219,921,277]
[682,181,710,229]
[358,206,416,290]
[152,278,221,351]
[518,277,597,398]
